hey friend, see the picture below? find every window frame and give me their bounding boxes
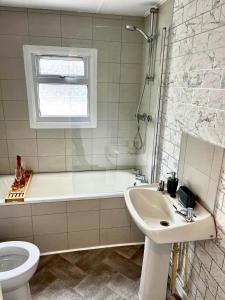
[23,45,97,129]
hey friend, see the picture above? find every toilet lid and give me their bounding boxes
[0,241,40,281]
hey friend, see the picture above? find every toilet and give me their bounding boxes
[0,241,40,300]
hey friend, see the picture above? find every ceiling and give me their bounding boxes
[0,0,162,16]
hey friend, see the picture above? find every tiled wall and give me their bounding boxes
[0,7,144,174]
[157,0,225,299]
[0,197,144,254]
[136,0,173,181]
[178,133,224,213]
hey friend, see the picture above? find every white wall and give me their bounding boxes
[158,0,225,299]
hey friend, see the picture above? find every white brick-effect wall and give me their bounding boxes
[158,0,225,299]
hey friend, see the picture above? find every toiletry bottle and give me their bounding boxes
[167,172,178,198]
[15,155,25,187]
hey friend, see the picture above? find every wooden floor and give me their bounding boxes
[30,245,180,300]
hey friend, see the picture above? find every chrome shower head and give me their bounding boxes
[125,24,152,42]
[125,24,137,31]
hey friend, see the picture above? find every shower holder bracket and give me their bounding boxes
[136,113,152,123]
[146,75,154,82]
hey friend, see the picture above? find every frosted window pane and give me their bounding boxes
[39,57,85,76]
[39,84,88,117]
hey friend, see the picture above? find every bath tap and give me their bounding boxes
[136,174,147,183]
[157,180,165,192]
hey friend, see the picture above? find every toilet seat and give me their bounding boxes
[0,241,39,283]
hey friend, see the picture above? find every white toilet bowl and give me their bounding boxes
[0,241,40,300]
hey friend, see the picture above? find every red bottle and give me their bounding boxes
[15,155,25,187]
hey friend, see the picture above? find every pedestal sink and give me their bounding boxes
[124,185,216,300]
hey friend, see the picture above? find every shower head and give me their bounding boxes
[125,24,152,42]
[125,24,137,31]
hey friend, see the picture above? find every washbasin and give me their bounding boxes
[125,185,216,244]
[124,185,216,300]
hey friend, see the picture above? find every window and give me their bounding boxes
[23,45,97,128]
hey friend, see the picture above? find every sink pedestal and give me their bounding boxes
[139,237,172,300]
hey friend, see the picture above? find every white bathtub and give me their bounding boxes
[0,170,144,253]
[0,169,138,204]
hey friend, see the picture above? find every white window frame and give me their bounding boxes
[23,45,97,128]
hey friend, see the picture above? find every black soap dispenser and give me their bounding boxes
[167,172,178,198]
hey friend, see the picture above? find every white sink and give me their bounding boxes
[124,185,216,300]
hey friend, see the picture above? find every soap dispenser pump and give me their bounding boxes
[167,172,178,198]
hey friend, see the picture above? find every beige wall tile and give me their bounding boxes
[0,121,6,139]
[118,103,136,121]
[37,139,66,156]
[92,155,117,170]
[6,121,36,139]
[97,103,119,121]
[36,129,65,139]
[68,211,99,231]
[66,155,93,171]
[0,158,10,174]
[32,201,67,215]
[0,11,28,35]
[0,140,8,157]
[34,233,68,253]
[3,101,28,120]
[62,38,92,48]
[92,138,117,155]
[120,63,142,83]
[38,156,66,172]
[28,36,61,46]
[0,204,31,218]
[68,230,99,249]
[92,121,118,138]
[32,213,67,235]
[0,9,141,173]
[100,197,126,209]
[67,199,99,212]
[119,83,140,102]
[65,138,93,156]
[7,139,37,157]
[0,58,25,79]
[93,41,121,63]
[0,217,32,239]
[93,18,122,41]
[98,63,120,83]
[121,43,143,63]
[0,102,3,120]
[65,128,93,139]
[61,15,92,39]
[0,36,29,58]
[100,227,131,245]
[3,236,34,243]
[97,83,119,102]
[28,12,61,37]
[100,208,130,228]
[1,80,27,101]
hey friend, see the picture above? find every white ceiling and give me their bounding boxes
[0,0,162,16]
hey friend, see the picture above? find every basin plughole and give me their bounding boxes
[124,185,216,300]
